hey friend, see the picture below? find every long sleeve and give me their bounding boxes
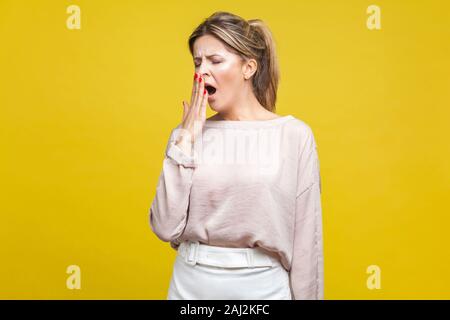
[289,126,324,300]
[149,125,197,247]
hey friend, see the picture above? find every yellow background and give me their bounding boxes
[1,0,449,299]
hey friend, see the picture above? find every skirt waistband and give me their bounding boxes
[178,240,278,268]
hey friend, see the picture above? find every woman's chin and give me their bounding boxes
[208,97,229,113]
[207,101,219,111]
[209,105,224,113]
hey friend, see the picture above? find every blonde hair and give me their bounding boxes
[188,11,280,112]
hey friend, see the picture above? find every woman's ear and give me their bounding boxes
[242,58,258,80]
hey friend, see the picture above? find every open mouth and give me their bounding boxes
[205,85,217,95]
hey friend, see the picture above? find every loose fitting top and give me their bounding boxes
[149,115,324,300]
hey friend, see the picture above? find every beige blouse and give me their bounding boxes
[149,115,324,300]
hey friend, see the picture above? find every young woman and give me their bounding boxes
[149,11,324,300]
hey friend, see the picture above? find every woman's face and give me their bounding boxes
[192,34,247,112]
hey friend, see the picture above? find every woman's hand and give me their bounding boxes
[175,72,208,155]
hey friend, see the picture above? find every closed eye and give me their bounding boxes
[194,61,221,67]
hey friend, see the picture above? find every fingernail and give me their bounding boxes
[204,89,207,95]
[199,77,202,83]
[194,73,198,79]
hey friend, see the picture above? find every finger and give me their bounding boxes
[190,72,198,107]
[192,74,201,111]
[195,75,205,112]
[192,73,200,109]
[199,88,208,122]
[182,100,189,122]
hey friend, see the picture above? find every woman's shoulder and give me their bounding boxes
[284,115,315,137]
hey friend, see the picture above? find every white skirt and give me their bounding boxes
[167,240,292,300]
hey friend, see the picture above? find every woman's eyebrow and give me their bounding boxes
[193,54,222,60]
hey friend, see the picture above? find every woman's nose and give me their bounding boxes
[197,64,209,76]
